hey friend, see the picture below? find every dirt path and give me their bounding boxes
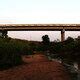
[0,54,71,80]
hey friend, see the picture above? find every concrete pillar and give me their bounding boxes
[61,29,65,42]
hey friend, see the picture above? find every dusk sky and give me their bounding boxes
[0,0,80,41]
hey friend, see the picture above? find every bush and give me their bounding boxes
[0,38,22,70]
[0,37,35,70]
[49,37,80,64]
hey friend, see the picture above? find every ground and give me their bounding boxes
[0,53,71,80]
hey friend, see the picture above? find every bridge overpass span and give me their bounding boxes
[0,24,80,41]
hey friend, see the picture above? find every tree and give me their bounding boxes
[64,37,74,44]
[42,35,50,51]
[42,35,50,45]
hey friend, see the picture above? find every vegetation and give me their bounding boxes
[0,37,33,70]
[42,35,51,51]
[0,34,80,70]
[42,35,50,45]
[49,36,80,65]
[41,35,80,65]
[41,34,80,66]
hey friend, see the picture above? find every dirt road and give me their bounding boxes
[0,54,71,80]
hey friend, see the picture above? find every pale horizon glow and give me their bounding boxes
[8,31,80,41]
[0,0,80,40]
[0,0,80,24]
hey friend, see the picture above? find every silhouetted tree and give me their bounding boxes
[64,37,74,44]
[42,35,50,45]
[42,35,50,51]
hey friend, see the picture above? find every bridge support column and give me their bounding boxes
[61,29,65,42]
[0,30,8,38]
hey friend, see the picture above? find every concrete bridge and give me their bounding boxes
[0,24,80,41]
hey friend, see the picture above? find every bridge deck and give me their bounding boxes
[0,24,80,31]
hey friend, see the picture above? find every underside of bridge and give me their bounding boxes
[0,24,80,41]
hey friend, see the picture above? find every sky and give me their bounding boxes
[0,0,80,41]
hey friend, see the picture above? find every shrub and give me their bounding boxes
[0,38,22,70]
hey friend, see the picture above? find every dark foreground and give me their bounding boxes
[0,54,71,80]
